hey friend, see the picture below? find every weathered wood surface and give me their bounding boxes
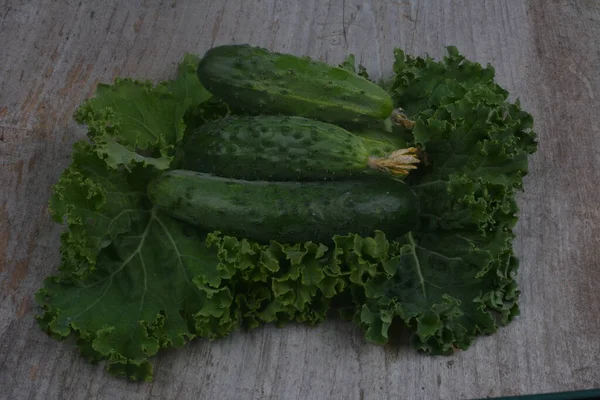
[1,0,599,398]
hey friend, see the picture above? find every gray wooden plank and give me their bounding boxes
[1,0,599,399]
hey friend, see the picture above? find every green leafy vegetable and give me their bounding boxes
[37,207,234,380]
[48,142,150,278]
[37,46,537,381]
[74,53,211,170]
[349,46,536,352]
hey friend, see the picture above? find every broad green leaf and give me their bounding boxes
[74,54,212,169]
[162,53,212,109]
[37,209,233,381]
[74,79,183,169]
[355,229,518,353]
[49,141,151,278]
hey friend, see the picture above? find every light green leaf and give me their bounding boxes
[74,54,212,169]
[74,79,183,169]
[162,53,212,108]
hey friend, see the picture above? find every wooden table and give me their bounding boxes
[1,1,599,399]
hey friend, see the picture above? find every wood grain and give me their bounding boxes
[1,0,599,399]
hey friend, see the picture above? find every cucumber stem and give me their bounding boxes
[391,108,415,129]
[368,147,420,176]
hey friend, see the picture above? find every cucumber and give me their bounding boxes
[182,116,419,181]
[147,170,419,244]
[197,44,393,125]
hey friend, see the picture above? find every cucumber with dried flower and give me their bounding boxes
[182,115,419,181]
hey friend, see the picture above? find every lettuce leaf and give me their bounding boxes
[74,54,211,170]
[346,46,537,351]
[395,46,537,233]
[48,142,151,278]
[350,228,519,352]
[37,208,235,381]
[163,53,212,108]
[37,47,537,380]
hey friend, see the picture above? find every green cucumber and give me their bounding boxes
[182,116,419,181]
[147,170,419,244]
[197,44,393,125]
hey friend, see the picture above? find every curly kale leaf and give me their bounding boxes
[73,53,212,169]
[347,46,538,352]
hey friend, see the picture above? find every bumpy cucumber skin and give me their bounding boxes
[197,45,393,125]
[147,170,419,244]
[182,116,396,181]
[356,128,407,149]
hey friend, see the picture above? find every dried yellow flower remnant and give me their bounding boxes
[368,147,420,176]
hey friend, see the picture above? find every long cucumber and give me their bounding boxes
[197,44,393,125]
[182,116,419,181]
[147,170,419,244]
